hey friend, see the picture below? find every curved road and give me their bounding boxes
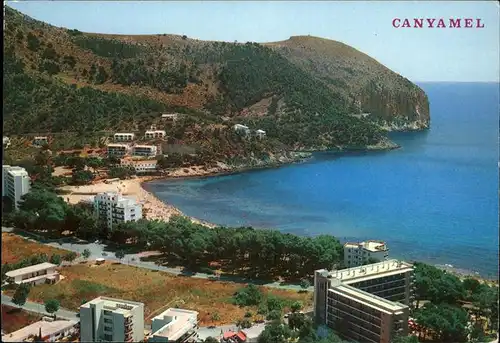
[1,294,79,321]
[2,227,314,292]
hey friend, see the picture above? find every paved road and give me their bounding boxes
[1,294,79,321]
[2,227,314,292]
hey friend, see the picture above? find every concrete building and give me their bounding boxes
[149,308,198,343]
[2,165,31,210]
[161,113,179,122]
[314,259,415,343]
[233,124,250,135]
[5,262,60,286]
[33,136,48,147]
[132,144,158,157]
[120,159,158,174]
[80,297,144,343]
[255,129,266,139]
[145,130,166,139]
[2,318,78,342]
[114,133,135,142]
[93,192,143,230]
[344,240,389,267]
[3,136,11,148]
[107,144,131,157]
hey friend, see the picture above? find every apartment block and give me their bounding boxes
[145,130,166,139]
[2,165,31,210]
[114,133,135,142]
[120,159,158,174]
[233,124,250,135]
[132,144,158,157]
[161,113,179,122]
[314,259,415,343]
[5,262,60,286]
[149,308,198,342]
[80,297,144,343]
[2,318,78,342]
[93,192,143,230]
[344,240,389,267]
[107,144,131,157]
[33,136,48,147]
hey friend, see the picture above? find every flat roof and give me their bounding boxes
[145,130,166,133]
[5,262,57,277]
[7,169,29,177]
[153,308,198,340]
[107,143,129,147]
[81,297,143,314]
[329,259,413,284]
[329,283,407,314]
[114,133,134,135]
[2,320,77,342]
[133,145,156,148]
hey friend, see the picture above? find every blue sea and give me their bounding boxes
[144,83,499,278]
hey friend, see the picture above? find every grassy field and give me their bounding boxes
[11,261,312,326]
[1,232,69,264]
[1,305,42,334]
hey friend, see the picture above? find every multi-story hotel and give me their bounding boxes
[132,144,158,157]
[314,259,415,343]
[107,144,131,157]
[113,133,135,142]
[93,192,143,230]
[120,159,158,174]
[149,308,198,342]
[144,130,166,139]
[344,240,389,267]
[80,297,144,343]
[2,165,31,210]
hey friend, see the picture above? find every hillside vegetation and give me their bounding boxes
[3,6,430,161]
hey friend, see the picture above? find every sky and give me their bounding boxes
[6,1,500,82]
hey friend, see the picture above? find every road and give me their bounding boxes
[1,294,79,321]
[2,227,314,292]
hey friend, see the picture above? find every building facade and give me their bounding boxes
[145,130,166,139]
[2,165,31,210]
[120,159,158,174]
[149,308,198,343]
[33,136,48,147]
[344,240,389,267]
[5,262,60,286]
[2,318,78,342]
[93,192,143,230]
[107,144,131,157]
[314,259,415,343]
[132,145,158,157]
[80,297,144,343]
[114,133,135,142]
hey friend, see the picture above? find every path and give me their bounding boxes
[1,294,79,321]
[2,227,314,292]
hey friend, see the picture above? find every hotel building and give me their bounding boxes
[93,192,143,230]
[120,159,158,174]
[107,144,131,157]
[80,297,144,343]
[314,259,415,343]
[344,240,389,267]
[132,144,158,157]
[113,133,135,142]
[5,262,60,286]
[145,130,166,139]
[149,308,198,343]
[2,165,31,209]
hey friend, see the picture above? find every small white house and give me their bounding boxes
[5,262,60,286]
[233,124,250,135]
[3,137,11,148]
[145,130,166,139]
[2,318,78,342]
[255,129,266,139]
[161,113,179,122]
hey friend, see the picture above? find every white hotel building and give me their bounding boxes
[80,297,144,343]
[344,240,389,268]
[149,308,198,342]
[93,192,143,230]
[2,165,31,209]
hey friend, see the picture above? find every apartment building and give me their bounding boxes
[161,113,179,122]
[145,130,166,139]
[5,262,60,286]
[149,308,198,343]
[3,136,11,149]
[314,259,415,343]
[107,144,131,157]
[93,192,143,230]
[255,129,266,139]
[344,240,389,267]
[114,133,135,142]
[120,159,158,174]
[33,136,48,147]
[80,297,144,343]
[2,165,31,210]
[233,124,250,135]
[132,144,158,157]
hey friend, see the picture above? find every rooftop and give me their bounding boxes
[327,259,413,284]
[5,262,57,277]
[344,240,387,252]
[330,283,407,314]
[107,143,129,147]
[2,319,77,342]
[152,308,198,341]
[133,144,156,148]
[7,169,29,177]
[81,296,143,314]
[114,132,134,135]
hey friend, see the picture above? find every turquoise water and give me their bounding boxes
[145,83,499,278]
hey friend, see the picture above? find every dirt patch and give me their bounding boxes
[1,233,69,264]
[20,262,312,326]
[1,305,42,334]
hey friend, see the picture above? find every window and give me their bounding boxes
[104,334,113,341]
